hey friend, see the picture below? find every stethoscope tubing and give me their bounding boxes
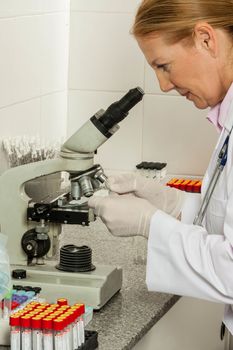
[193,127,232,227]
[193,163,223,226]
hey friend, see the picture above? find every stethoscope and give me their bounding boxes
[193,126,233,226]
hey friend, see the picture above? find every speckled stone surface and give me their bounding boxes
[60,220,179,350]
[1,219,179,350]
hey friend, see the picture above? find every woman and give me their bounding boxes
[88,0,233,347]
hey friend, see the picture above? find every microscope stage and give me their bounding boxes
[11,262,122,309]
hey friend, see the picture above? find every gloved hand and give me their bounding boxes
[108,173,184,218]
[88,193,157,238]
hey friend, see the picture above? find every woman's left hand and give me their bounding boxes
[88,193,157,238]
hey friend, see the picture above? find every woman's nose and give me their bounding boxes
[157,74,175,93]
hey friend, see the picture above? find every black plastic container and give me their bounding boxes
[79,330,98,350]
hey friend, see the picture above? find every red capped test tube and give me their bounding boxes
[10,314,21,350]
[74,304,85,345]
[21,315,32,350]
[32,317,43,350]
[57,298,68,307]
[53,318,65,350]
[42,318,54,350]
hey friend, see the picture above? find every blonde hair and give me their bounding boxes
[133,0,233,43]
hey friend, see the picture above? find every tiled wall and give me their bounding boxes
[0,0,69,172]
[67,0,218,176]
[0,1,219,177]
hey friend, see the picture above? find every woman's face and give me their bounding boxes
[137,30,231,109]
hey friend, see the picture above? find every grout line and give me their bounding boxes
[0,10,68,21]
[69,88,181,98]
[70,10,135,15]
[69,88,131,94]
[0,90,67,111]
[0,9,133,21]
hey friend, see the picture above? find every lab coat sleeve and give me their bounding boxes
[146,210,233,303]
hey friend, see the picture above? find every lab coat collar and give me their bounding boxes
[224,98,233,133]
[207,82,233,133]
[207,104,221,132]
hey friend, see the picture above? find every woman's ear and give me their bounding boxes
[193,22,218,58]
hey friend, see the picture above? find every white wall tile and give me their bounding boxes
[0,98,40,137]
[68,91,93,132]
[43,0,69,13]
[0,16,41,107]
[0,14,69,108]
[0,4,69,173]
[39,13,69,95]
[0,0,69,18]
[68,12,144,92]
[41,92,67,141]
[142,95,218,176]
[68,90,143,170]
[0,0,43,17]
[70,0,141,13]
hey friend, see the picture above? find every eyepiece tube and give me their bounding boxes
[97,87,144,131]
[117,86,144,115]
[61,87,144,155]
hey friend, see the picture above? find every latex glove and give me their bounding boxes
[108,173,184,218]
[88,193,157,238]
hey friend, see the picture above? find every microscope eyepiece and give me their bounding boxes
[116,87,144,115]
[61,87,144,155]
[91,87,144,138]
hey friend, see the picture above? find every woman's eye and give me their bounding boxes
[157,64,169,72]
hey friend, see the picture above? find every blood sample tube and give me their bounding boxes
[32,287,42,300]
[10,314,21,350]
[53,318,65,350]
[32,317,43,350]
[64,313,74,350]
[75,304,85,345]
[21,315,32,350]
[42,318,54,350]
[57,315,70,350]
[57,298,68,307]
[70,306,81,348]
[70,308,79,350]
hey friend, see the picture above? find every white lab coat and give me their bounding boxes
[146,99,233,333]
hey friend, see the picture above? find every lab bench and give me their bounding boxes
[1,219,179,350]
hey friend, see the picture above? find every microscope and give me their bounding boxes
[0,87,144,309]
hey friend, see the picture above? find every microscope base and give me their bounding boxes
[11,262,123,309]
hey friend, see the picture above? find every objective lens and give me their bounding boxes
[71,181,81,200]
[78,176,94,197]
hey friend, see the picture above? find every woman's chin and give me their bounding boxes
[189,95,209,109]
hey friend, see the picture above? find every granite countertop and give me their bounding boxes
[61,220,179,350]
[1,219,179,350]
